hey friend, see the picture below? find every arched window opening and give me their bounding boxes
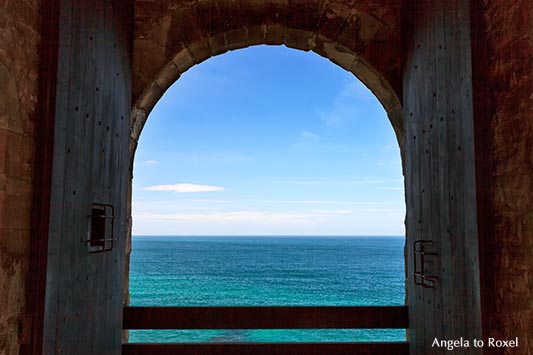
[128,45,406,343]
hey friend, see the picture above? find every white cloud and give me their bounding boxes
[377,161,386,166]
[143,183,225,193]
[380,187,403,190]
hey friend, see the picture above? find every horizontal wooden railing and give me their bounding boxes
[122,342,409,355]
[123,306,408,329]
[123,306,409,355]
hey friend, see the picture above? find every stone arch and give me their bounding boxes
[130,0,404,154]
[124,0,405,310]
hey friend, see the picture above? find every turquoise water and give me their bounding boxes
[129,236,406,342]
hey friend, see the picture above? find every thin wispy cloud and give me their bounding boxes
[134,159,160,168]
[318,82,367,127]
[358,208,399,213]
[180,199,230,203]
[132,199,231,215]
[136,209,353,223]
[143,183,225,193]
[300,130,321,140]
[292,130,323,150]
[246,199,391,205]
[271,178,383,186]
[380,187,403,190]
[309,209,353,215]
[132,207,405,235]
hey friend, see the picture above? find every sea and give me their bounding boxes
[128,236,406,343]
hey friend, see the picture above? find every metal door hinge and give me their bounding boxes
[413,240,438,288]
[87,203,114,253]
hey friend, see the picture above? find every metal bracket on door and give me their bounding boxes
[87,203,114,253]
[413,240,438,288]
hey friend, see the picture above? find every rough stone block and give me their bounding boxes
[247,25,266,45]
[4,191,31,230]
[264,23,285,45]
[225,27,249,50]
[134,80,164,113]
[208,32,229,56]
[154,60,181,91]
[171,47,196,74]
[314,38,357,70]
[6,0,39,29]
[187,39,212,64]
[6,132,33,181]
[284,28,315,51]
[0,229,29,257]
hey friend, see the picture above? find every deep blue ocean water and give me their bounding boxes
[129,236,406,343]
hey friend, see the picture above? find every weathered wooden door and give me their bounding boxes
[403,1,483,354]
[42,1,132,354]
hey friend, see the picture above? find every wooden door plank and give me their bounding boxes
[403,1,482,354]
[456,0,482,347]
[404,1,426,352]
[42,1,132,354]
[434,0,453,345]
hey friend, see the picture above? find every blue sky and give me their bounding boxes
[132,46,405,236]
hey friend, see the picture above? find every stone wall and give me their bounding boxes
[0,1,529,353]
[473,1,532,354]
[0,1,40,354]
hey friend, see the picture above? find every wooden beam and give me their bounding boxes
[122,342,409,355]
[123,306,408,329]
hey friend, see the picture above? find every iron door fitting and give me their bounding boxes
[413,240,438,288]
